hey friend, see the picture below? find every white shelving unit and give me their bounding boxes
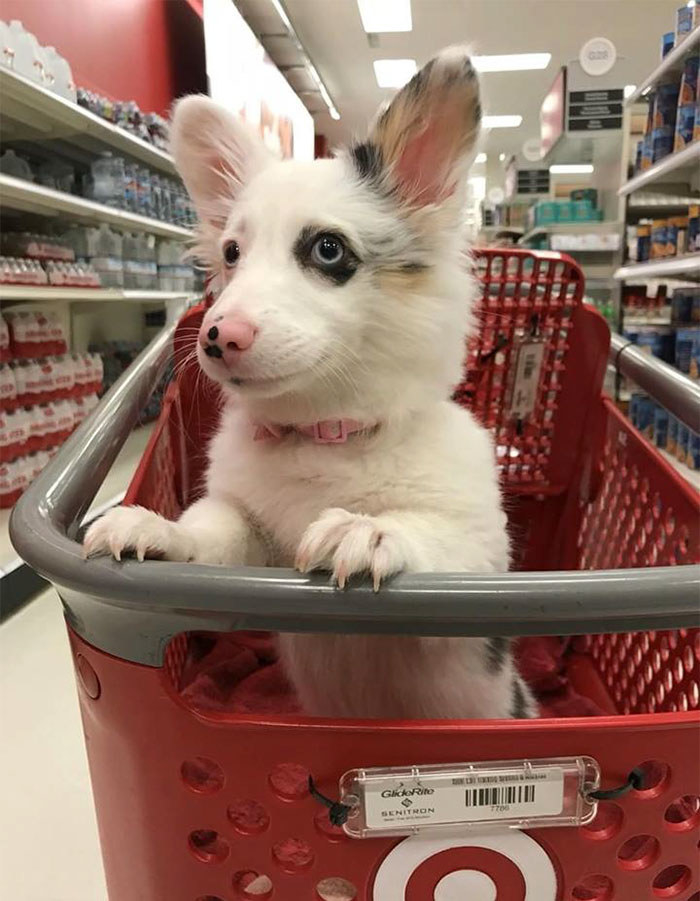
[625,26,700,106]
[0,67,198,611]
[613,28,700,492]
[0,285,194,303]
[658,447,700,492]
[519,220,623,246]
[0,174,193,239]
[614,253,700,282]
[0,68,176,174]
[618,142,700,197]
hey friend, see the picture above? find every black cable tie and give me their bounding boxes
[588,767,646,801]
[308,776,352,827]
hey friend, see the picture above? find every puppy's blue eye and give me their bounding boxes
[223,240,240,267]
[311,234,344,266]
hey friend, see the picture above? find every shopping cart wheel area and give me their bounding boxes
[11,249,700,900]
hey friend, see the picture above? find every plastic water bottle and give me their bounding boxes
[123,163,139,213]
[91,152,125,208]
[0,149,34,181]
[136,166,152,219]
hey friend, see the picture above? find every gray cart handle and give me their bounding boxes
[10,323,700,666]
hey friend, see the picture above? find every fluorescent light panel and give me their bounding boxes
[623,84,637,98]
[472,53,551,73]
[482,115,522,128]
[474,153,487,164]
[268,0,294,32]
[357,0,412,32]
[550,164,594,174]
[374,58,417,88]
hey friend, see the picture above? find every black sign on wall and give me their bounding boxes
[516,168,550,195]
[567,88,623,131]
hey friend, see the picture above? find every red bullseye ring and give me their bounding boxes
[372,831,557,900]
[406,847,526,900]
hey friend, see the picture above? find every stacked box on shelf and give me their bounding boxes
[529,197,604,230]
[0,310,103,507]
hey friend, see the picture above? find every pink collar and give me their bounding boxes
[253,418,373,444]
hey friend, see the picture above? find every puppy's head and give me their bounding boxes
[172,47,481,421]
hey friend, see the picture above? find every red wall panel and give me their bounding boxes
[1,0,184,115]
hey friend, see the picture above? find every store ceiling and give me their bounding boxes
[237,0,679,162]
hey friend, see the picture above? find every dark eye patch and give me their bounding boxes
[293,225,361,286]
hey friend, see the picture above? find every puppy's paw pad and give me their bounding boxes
[83,506,179,562]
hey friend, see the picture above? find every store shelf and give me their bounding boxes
[623,317,674,327]
[0,285,195,304]
[0,422,154,579]
[479,225,524,236]
[0,174,193,239]
[658,447,700,492]
[0,68,176,175]
[625,26,700,106]
[619,142,700,196]
[520,221,622,245]
[627,193,698,219]
[614,253,700,281]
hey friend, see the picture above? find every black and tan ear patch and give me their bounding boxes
[355,48,481,205]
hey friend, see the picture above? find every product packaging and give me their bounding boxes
[653,406,669,448]
[651,81,680,162]
[674,55,699,152]
[675,327,700,378]
[667,415,679,454]
[689,431,700,469]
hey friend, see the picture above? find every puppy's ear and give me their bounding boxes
[356,47,481,207]
[170,95,272,228]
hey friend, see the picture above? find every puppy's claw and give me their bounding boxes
[109,538,122,561]
[336,563,348,590]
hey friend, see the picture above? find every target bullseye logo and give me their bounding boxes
[373,830,558,900]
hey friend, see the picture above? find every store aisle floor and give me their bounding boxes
[0,589,108,901]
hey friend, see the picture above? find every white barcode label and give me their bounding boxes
[465,783,536,807]
[363,767,564,829]
[509,339,545,419]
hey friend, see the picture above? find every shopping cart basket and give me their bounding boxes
[11,248,700,901]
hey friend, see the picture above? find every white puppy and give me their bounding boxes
[85,48,535,720]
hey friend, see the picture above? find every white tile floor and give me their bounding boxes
[0,588,108,900]
[1,423,155,899]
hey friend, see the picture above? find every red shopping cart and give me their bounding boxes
[11,248,699,901]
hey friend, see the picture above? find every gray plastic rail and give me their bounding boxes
[10,324,700,666]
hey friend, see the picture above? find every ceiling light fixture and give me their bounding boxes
[474,153,487,163]
[472,53,551,73]
[499,153,507,162]
[268,0,294,32]
[623,84,637,98]
[357,0,412,33]
[549,164,594,174]
[482,115,523,129]
[267,0,341,120]
[373,58,418,88]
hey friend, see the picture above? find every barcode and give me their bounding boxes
[465,784,536,807]
[522,355,536,380]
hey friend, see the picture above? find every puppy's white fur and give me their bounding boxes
[85,49,535,720]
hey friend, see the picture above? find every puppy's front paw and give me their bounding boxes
[295,508,408,590]
[83,505,190,562]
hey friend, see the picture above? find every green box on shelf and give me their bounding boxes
[570,188,598,207]
[556,201,576,222]
[572,200,598,221]
[533,201,558,225]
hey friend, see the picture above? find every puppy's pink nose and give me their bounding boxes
[200,317,257,364]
